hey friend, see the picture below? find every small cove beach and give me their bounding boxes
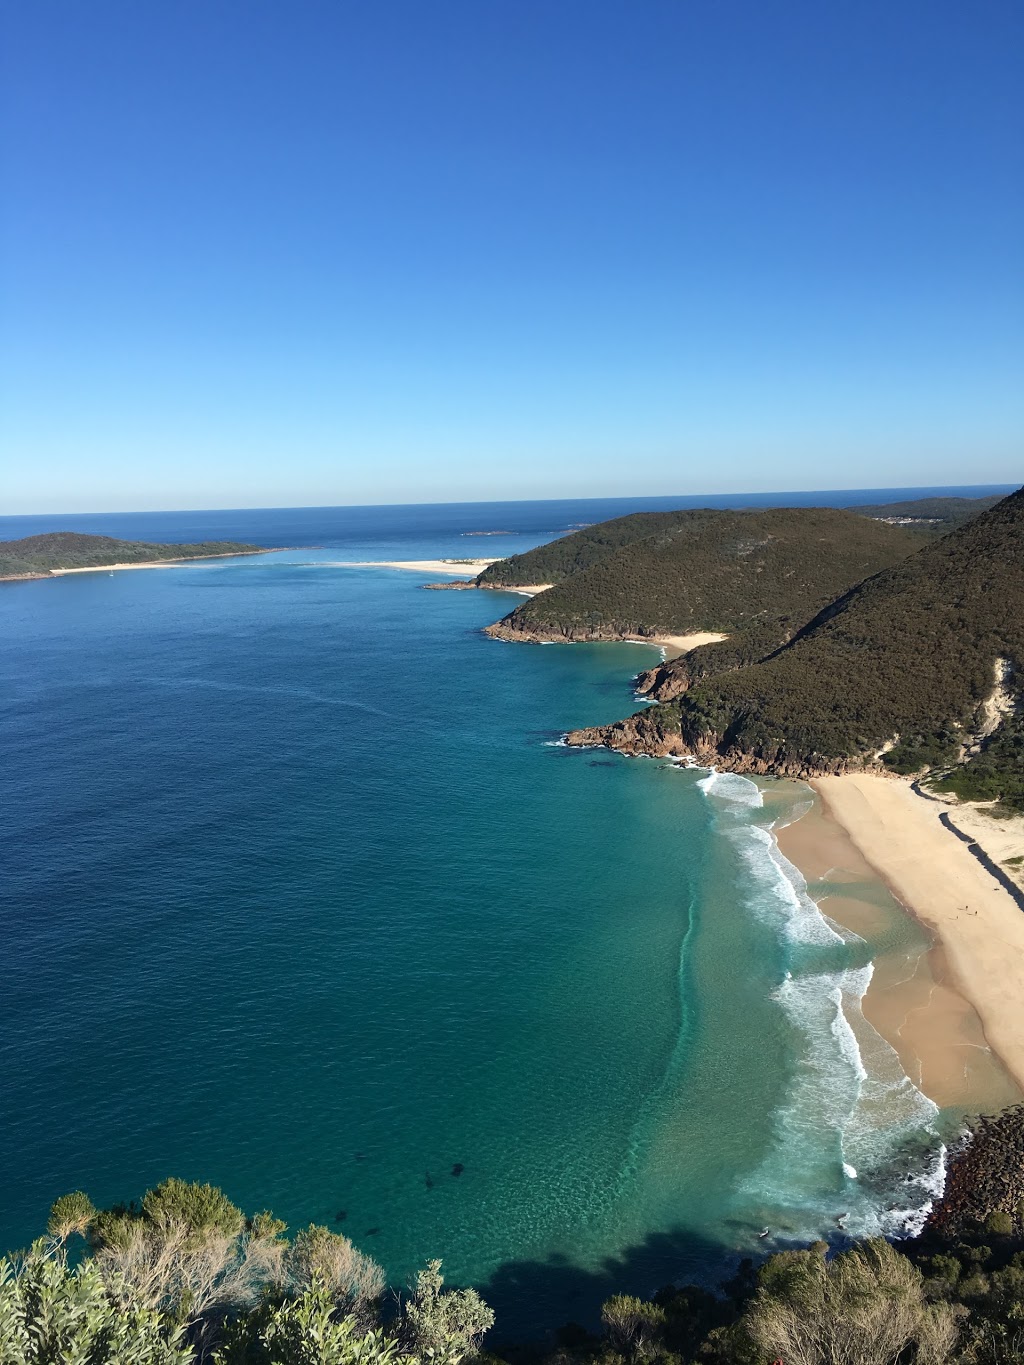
[777,775,1024,1111]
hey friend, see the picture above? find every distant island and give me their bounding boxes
[0,531,276,581]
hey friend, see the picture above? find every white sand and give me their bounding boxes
[49,562,181,574]
[814,774,1024,1092]
[651,631,729,655]
[335,558,498,575]
[48,550,275,575]
[939,801,1024,892]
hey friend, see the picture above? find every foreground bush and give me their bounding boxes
[0,1245,191,1365]
[10,1169,1024,1364]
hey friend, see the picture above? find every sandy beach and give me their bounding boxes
[783,774,1024,1106]
[487,583,555,596]
[648,631,729,656]
[45,549,278,576]
[337,558,499,575]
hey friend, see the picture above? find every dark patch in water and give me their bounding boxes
[425,1172,434,1189]
[451,1163,464,1177]
[588,760,616,767]
[354,1152,366,1161]
[334,1209,347,1222]
[365,1226,381,1235]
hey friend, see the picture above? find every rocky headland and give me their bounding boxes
[925,1105,1024,1237]
[565,705,860,778]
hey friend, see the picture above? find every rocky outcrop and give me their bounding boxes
[422,580,480,591]
[567,707,689,758]
[635,657,694,702]
[565,707,862,778]
[925,1105,1024,1237]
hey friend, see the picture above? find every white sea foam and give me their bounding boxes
[694,768,765,809]
[697,777,944,1240]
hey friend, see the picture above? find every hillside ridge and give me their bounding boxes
[567,487,1024,808]
[0,531,271,580]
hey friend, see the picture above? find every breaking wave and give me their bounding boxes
[695,769,945,1241]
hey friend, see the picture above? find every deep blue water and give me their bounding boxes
[0,493,983,1336]
[1,484,1013,547]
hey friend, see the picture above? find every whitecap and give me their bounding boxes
[716,801,943,1241]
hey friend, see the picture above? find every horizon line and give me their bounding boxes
[2,482,1019,520]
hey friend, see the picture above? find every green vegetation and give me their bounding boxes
[1,1179,492,1365]
[929,714,1024,813]
[645,489,1024,781]
[477,512,726,589]
[482,508,919,645]
[560,489,1024,805]
[8,1149,1024,1365]
[850,494,1004,532]
[0,532,266,578]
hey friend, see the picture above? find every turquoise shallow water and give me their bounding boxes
[0,504,947,1335]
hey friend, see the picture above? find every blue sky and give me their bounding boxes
[2,1,1021,512]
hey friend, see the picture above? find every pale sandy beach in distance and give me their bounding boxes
[336,558,498,575]
[45,549,279,575]
[788,773,1024,1105]
[648,631,729,656]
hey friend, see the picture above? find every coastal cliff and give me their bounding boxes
[566,704,858,778]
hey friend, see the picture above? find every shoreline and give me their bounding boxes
[335,558,499,575]
[2,548,283,582]
[779,774,1024,1106]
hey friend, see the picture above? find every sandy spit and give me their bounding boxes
[14,549,281,579]
[335,558,499,575]
[812,774,1024,1095]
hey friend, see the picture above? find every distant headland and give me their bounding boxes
[0,531,279,582]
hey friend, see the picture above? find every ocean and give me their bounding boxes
[0,492,1005,1335]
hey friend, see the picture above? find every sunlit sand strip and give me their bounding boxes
[776,786,1022,1110]
[647,631,729,656]
[333,558,499,575]
[813,774,1024,1094]
[48,550,277,575]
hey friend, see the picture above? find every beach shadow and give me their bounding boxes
[475,1223,742,1346]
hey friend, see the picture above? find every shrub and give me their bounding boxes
[47,1190,97,1240]
[0,1245,190,1365]
[402,1260,494,1363]
[743,1238,961,1365]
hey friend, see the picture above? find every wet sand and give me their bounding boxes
[775,785,1023,1113]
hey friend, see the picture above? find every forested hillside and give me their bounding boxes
[476,510,724,588]
[483,507,919,648]
[853,494,1004,531]
[569,488,1024,802]
[476,495,997,598]
[0,532,266,579]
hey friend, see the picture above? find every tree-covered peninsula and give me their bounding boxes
[0,532,271,580]
[562,487,1024,808]
[480,507,921,652]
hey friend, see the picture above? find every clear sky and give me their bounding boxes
[2,1,1022,512]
